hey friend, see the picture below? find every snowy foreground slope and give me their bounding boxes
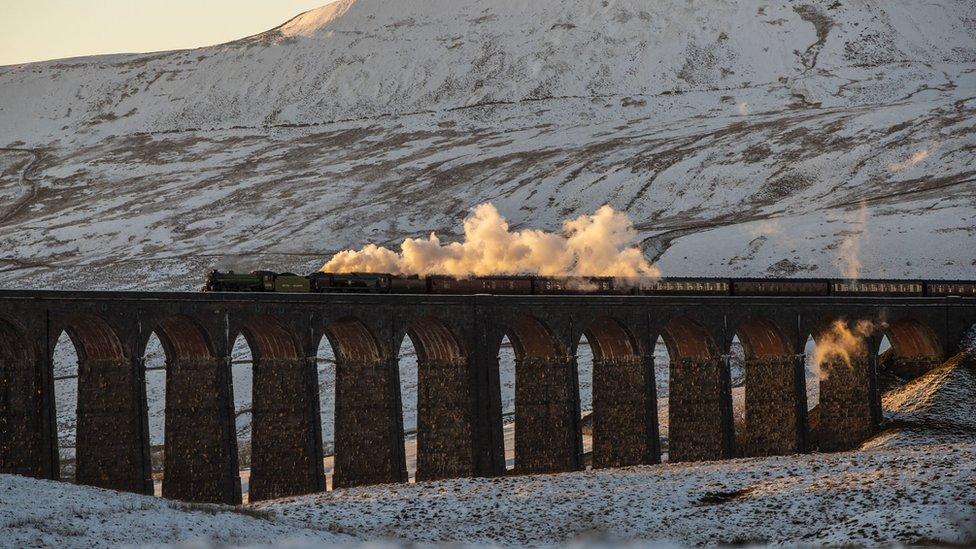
[6,353,975,547]
[0,0,975,288]
[258,444,976,547]
[0,473,348,547]
[3,443,974,547]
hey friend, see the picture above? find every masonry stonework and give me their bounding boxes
[816,356,876,451]
[668,356,732,462]
[249,356,323,501]
[591,355,657,468]
[742,356,804,457]
[333,357,405,488]
[416,357,475,481]
[163,356,240,504]
[0,336,50,478]
[74,355,151,493]
[514,355,581,474]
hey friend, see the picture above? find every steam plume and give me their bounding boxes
[322,203,660,278]
[813,319,875,376]
[834,199,869,280]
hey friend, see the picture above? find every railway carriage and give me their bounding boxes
[830,280,924,297]
[428,275,533,294]
[731,279,829,297]
[636,278,729,295]
[925,281,976,296]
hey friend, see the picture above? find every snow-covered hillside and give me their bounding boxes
[865,351,976,449]
[2,0,971,141]
[0,473,348,548]
[5,441,975,547]
[0,0,974,288]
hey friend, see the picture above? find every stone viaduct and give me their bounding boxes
[0,290,973,504]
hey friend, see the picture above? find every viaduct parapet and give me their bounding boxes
[1,291,973,504]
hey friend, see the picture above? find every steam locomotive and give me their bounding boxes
[202,270,976,297]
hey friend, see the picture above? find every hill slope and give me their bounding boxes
[0,0,974,288]
[865,351,976,448]
[5,440,974,547]
[2,0,972,141]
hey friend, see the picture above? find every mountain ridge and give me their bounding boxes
[2,0,973,145]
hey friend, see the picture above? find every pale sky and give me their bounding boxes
[0,1,333,66]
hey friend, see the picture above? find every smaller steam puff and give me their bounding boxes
[813,319,876,377]
[322,203,660,278]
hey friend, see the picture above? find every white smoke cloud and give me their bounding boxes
[834,199,869,280]
[813,319,875,375]
[322,203,661,278]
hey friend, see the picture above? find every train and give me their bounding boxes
[201,269,976,297]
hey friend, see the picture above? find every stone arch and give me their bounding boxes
[730,317,804,457]
[154,315,215,361]
[0,317,50,479]
[401,316,472,482]
[51,331,79,481]
[660,316,731,462]
[506,314,564,359]
[734,318,791,358]
[54,314,149,493]
[228,333,253,474]
[878,318,942,379]
[60,315,126,363]
[804,335,820,411]
[326,316,403,489]
[584,316,640,359]
[406,316,466,363]
[582,316,656,469]
[152,315,240,505]
[237,315,302,362]
[497,334,517,471]
[236,314,321,502]
[394,334,418,480]
[503,313,580,474]
[325,317,383,363]
[661,316,717,360]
